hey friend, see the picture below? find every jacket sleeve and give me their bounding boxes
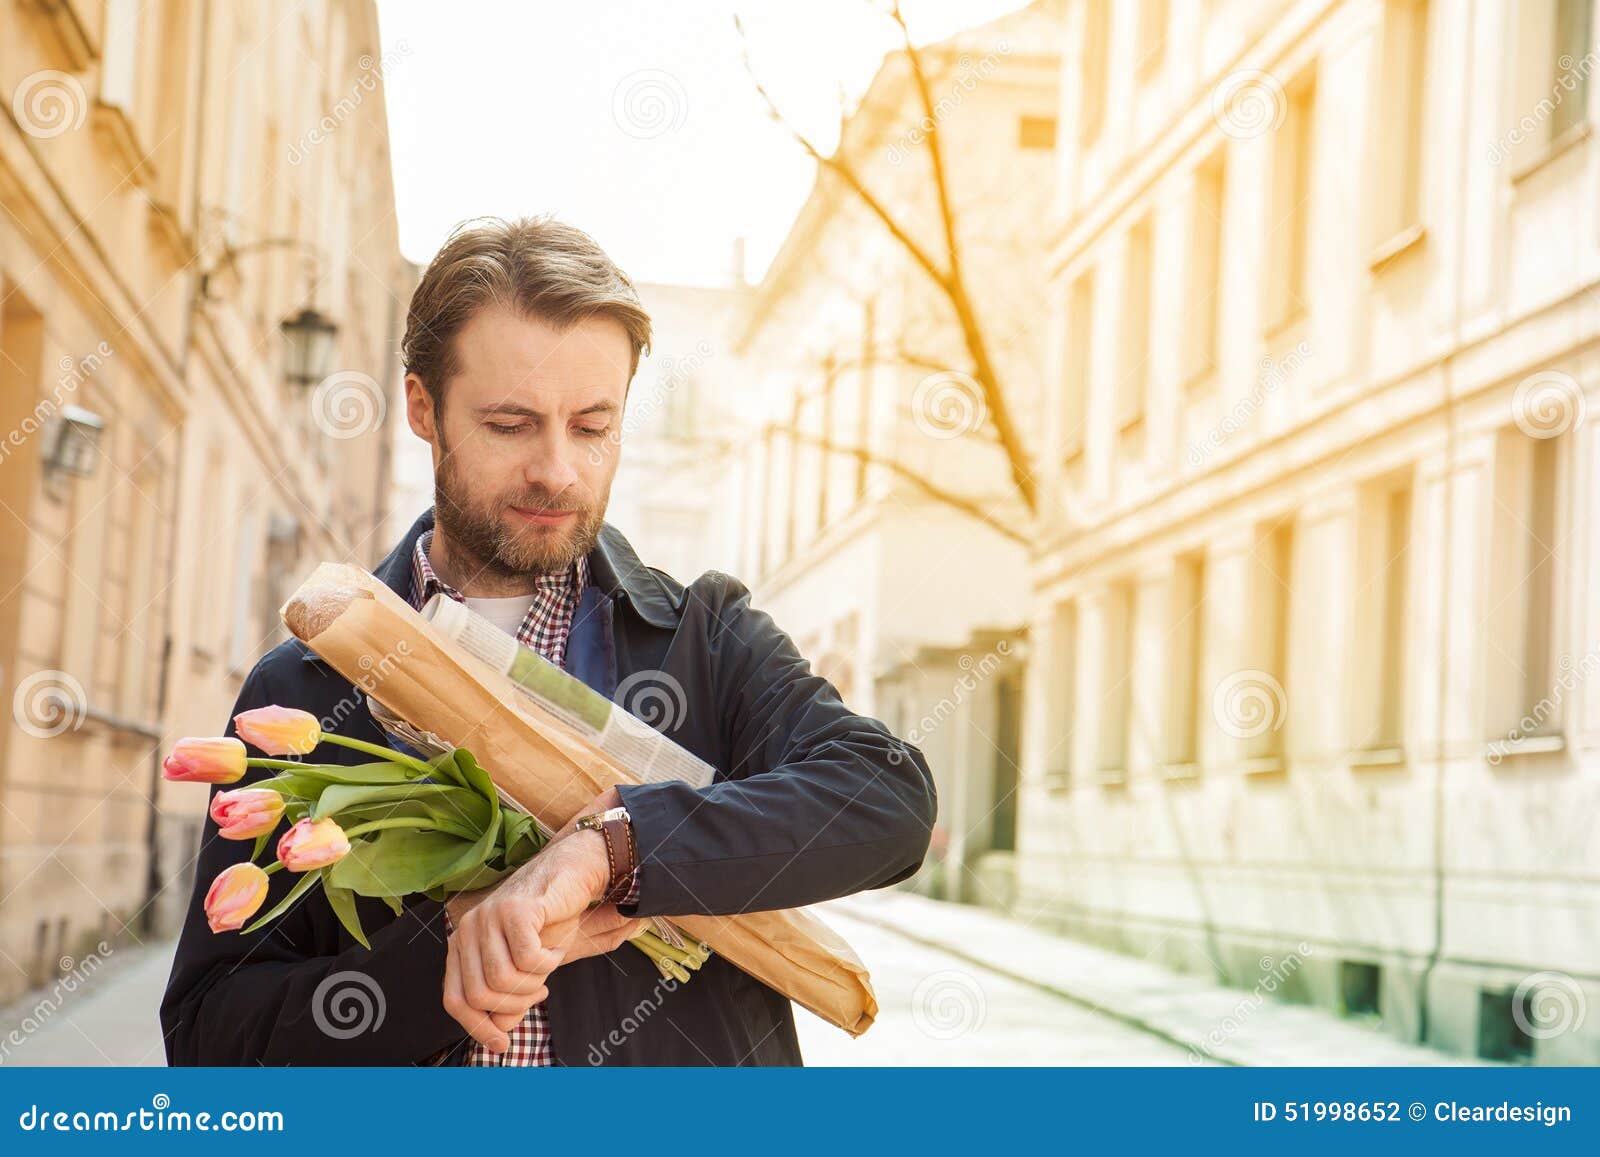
[616,576,936,917]
[159,659,466,1066]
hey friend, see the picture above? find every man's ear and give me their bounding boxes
[404,373,438,445]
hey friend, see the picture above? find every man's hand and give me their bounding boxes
[440,811,616,1054]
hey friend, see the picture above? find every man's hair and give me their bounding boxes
[401,215,652,410]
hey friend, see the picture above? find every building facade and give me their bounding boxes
[0,0,410,1003]
[728,4,1061,899]
[1021,0,1599,1062]
[605,270,750,583]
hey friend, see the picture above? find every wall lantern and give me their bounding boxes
[43,405,105,479]
[279,307,338,388]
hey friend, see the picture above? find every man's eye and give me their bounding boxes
[576,426,609,439]
[487,423,527,436]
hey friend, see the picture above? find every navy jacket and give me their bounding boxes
[160,510,936,1065]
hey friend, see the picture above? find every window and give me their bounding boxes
[1186,150,1226,384]
[1249,519,1294,763]
[817,360,835,532]
[1063,270,1095,461]
[856,303,874,499]
[99,0,142,112]
[1354,479,1412,752]
[1018,116,1057,150]
[1079,0,1111,146]
[1371,0,1430,249]
[1044,600,1079,791]
[1098,580,1136,779]
[1551,0,1594,141]
[1167,554,1206,766]
[1486,430,1562,742]
[1267,73,1316,332]
[1118,217,1154,432]
[1137,0,1168,76]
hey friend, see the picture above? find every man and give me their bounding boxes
[160,216,936,1066]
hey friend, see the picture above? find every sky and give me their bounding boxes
[374,0,1034,287]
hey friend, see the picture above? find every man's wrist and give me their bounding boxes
[566,827,613,902]
[573,806,636,904]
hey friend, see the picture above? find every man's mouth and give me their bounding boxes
[507,505,579,527]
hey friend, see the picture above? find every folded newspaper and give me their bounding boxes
[280,562,878,1036]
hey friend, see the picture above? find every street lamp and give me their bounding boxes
[43,405,105,479]
[279,307,338,388]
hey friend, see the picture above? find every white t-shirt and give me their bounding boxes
[464,593,537,638]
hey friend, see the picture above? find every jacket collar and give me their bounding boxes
[300,508,680,664]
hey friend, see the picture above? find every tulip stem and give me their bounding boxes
[248,758,311,770]
[318,734,433,776]
[263,861,286,876]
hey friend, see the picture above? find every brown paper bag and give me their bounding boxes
[281,562,877,1035]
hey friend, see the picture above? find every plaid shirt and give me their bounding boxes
[411,530,634,1066]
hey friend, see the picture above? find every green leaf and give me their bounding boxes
[322,882,370,949]
[241,868,323,934]
[281,761,421,786]
[327,831,478,898]
[448,749,501,825]
[250,830,271,863]
[313,782,479,821]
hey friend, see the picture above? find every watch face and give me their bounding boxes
[599,806,629,823]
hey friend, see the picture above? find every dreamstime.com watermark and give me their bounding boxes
[1211,669,1288,740]
[0,941,113,1065]
[889,640,1014,765]
[911,969,988,1041]
[1512,970,1588,1040]
[1487,51,1598,166]
[1187,341,1311,466]
[320,639,412,734]
[289,40,412,164]
[886,44,1011,166]
[585,962,703,1064]
[1188,943,1313,1063]
[0,342,115,468]
[1486,646,1600,766]
[16,1094,283,1133]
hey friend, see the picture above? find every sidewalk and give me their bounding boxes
[831,890,1470,1066]
[0,941,173,1067]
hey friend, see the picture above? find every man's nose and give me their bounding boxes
[521,437,580,496]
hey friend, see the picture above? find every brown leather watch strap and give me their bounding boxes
[579,811,635,905]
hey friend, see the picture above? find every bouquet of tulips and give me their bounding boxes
[164,705,710,981]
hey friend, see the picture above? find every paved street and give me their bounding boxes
[0,895,1460,1067]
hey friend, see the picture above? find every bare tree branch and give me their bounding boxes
[733,4,1041,525]
[730,422,1029,546]
[888,1,1038,516]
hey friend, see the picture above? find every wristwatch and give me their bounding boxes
[574,805,636,904]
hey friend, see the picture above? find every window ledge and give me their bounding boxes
[91,101,154,188]
[1183,365,1218,395]
[1264,308,1308,347]
[1042,768,1071,795]
[1486,734,1565,764]
[1511,122,1591,185]
[1162,761,1202,782]
[1369,224,1426,273]
[1096,768,1129,788]
[1242,755,1286,777]
[1349,746,1406,770]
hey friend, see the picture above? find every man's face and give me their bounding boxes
[404,306,632,581]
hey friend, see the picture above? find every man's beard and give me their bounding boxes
[432,450,606,582]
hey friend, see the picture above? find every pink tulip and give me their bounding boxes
[233,705,322,757]
[204,863,270,932]
[163,737,247,784]
[277,817,350,871]
[210,788,286,841]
